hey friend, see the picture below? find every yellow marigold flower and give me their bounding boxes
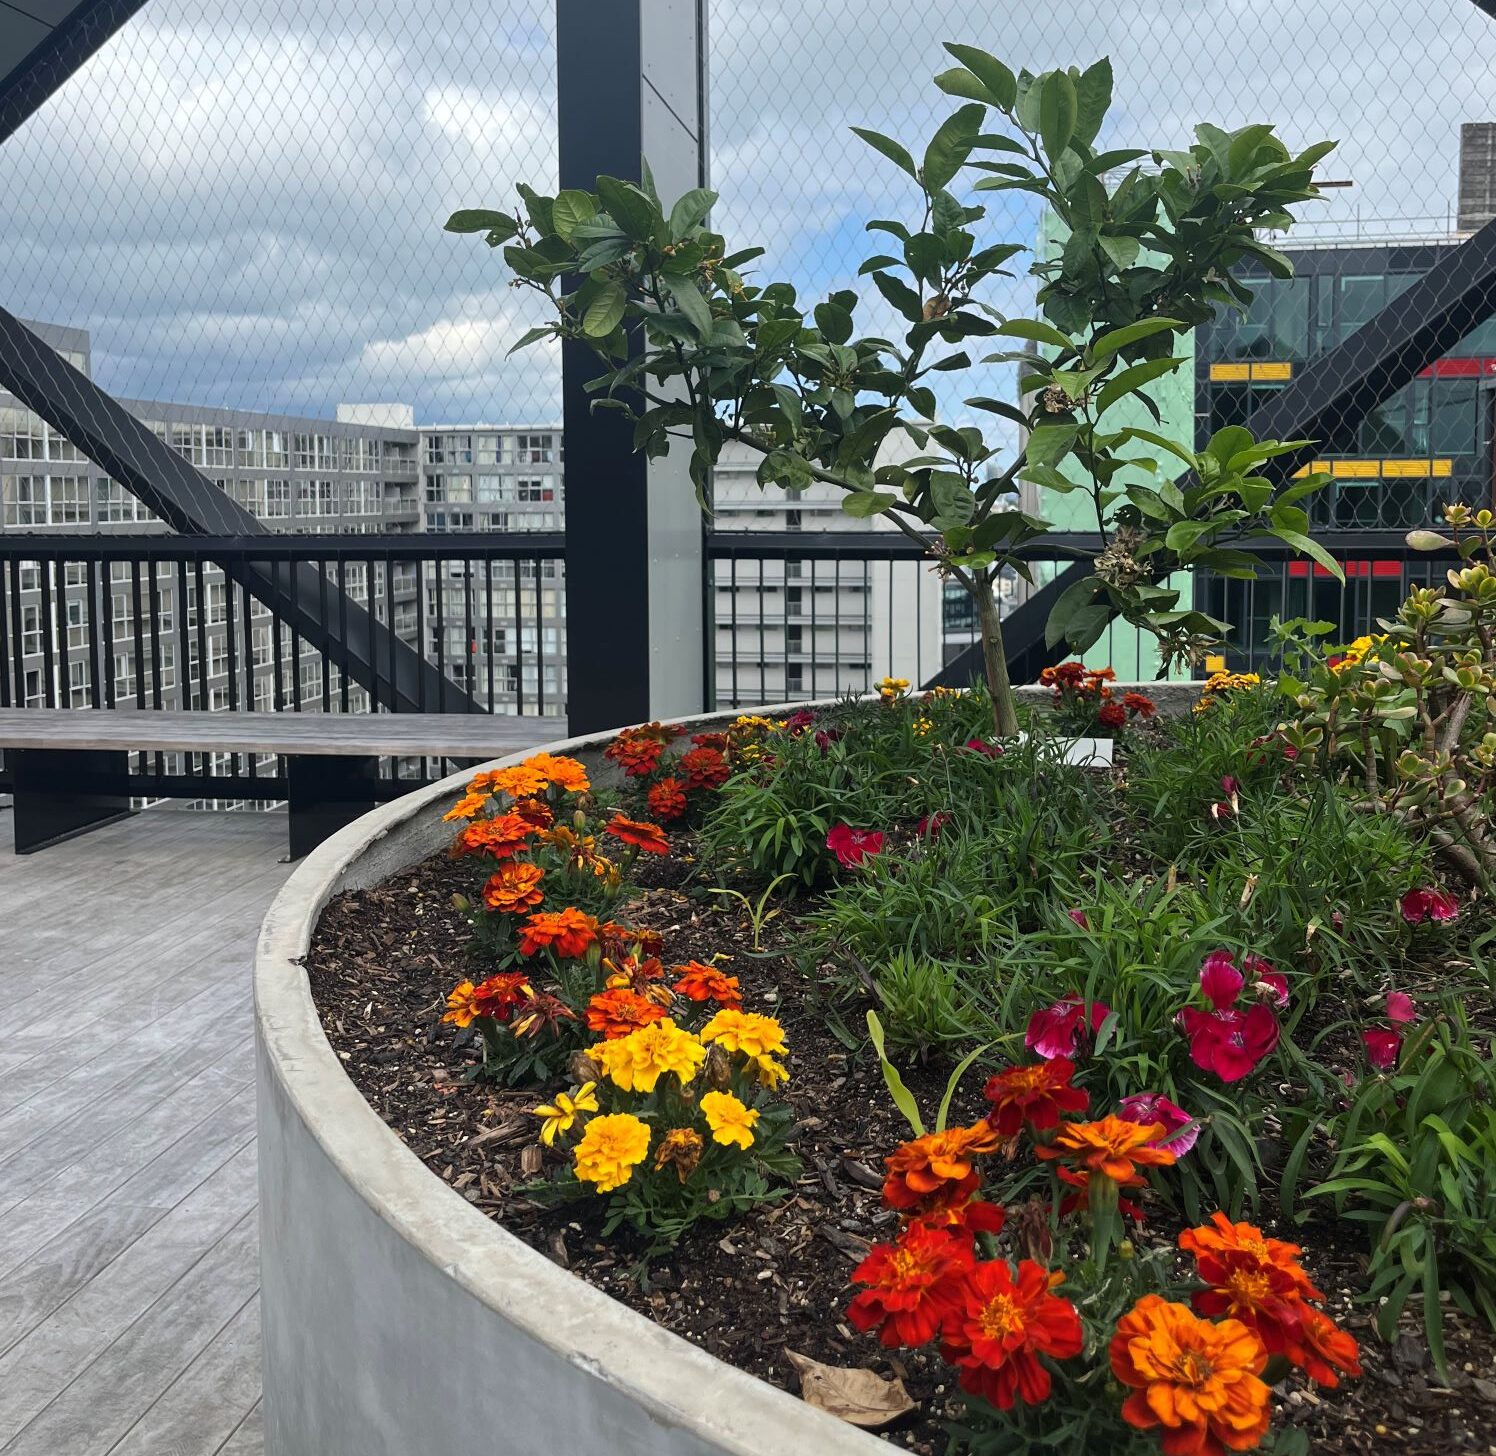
[531,1082,599,1147]
[732,714,777,734]
[572,1112,651,1191]
[700,1008,788,1060]
[591,1018,707,1093]
[700,1090,759,1149]
[443,792,490,822]
[913,716,933,737]
[442,980,481,1027]
[878,676,911,701]
[751,1054,789,1090]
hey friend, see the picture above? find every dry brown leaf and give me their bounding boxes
[785,1349,914,1429]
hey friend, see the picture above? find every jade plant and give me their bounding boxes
[448,46,1342,734]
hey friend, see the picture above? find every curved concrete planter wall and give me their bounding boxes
[254,686,1197,1456]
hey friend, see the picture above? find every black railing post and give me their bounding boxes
[557,0,709,734]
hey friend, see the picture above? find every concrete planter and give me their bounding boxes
[254,686,1188,1455]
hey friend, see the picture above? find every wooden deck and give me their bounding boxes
[0,805,294,1455]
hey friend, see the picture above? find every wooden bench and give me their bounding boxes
[0,708,552,858]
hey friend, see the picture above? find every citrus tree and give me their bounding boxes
[448,46,1341,734]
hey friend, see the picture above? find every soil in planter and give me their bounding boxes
[306,837,1496,1456]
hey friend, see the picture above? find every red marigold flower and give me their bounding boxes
[1122,691,1156,718]
[510,991,580,1039]
[1180,1213,1324,1304]
[1361,1027,1402,1070]
[518,907,600,958]
[604,722,678,777]
[1054,1165,1144,1221]
[680,745,730,790]
[1024,994,1110,1060]
[1097,701,1127,730]
[1179,1002,1280,1083]
[671,960,742,1008]
[606,814,671,855]
[598,921,665,961]
[883,1122,1001,1213]
[1400,886,1459,923]
[1292,1304,1363,1388]
[826,823,884,868]
[941,1260,1084,1411]
[471,971,534,1022]
[914,1197,1007,1240]
[508,797,555,832]
[847,1221,975,1349]
[691,731,729,751]
[586,986,668,1038]
[451,812,535,860]
[1040,662,1087,690]
[647,776,688,822]
[983,1058,1089,1138]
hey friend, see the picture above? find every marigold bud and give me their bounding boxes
[705,1043,733,1091]
[567,1050,602,1086]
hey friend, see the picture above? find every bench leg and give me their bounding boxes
[285,754,378,861]
[10,747,133,854]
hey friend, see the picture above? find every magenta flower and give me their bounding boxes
[916,811,951,840]
[1386,991,1416,1024]
[1025,994,1110,1060]
[1179,1003,1281,1083]
[1199,951,1244,1011]
[1242,953,1289,1009]
[782,709,816,735]
[1400,887,1459,924]
[1117,1093,1200,1157]
[963,737,1002,759]
[1066,908,1090,930]
[826,823,884,868]
[1362,1027,1403,1071]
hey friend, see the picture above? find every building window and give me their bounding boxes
[517,433,553,464]
[265,480,291,518]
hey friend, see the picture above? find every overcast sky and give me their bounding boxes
[2,0,1494,427]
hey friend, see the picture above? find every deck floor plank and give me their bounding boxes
[0,808,289,1455]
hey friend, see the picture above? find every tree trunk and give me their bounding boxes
[974,577,1020,737]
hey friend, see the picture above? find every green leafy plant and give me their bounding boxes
[704,871,794,950]
[449,48,1340,734]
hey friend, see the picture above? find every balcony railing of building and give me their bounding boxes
[0,531,565,802]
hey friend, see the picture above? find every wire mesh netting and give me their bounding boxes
[2,0,1496,722]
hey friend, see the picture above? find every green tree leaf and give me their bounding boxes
[1088,317,1184,364]
[993,317,1073,350]
[943,44,1017,110]
[668,187,717,240]
[842,489,898,518]
[551,190,597,240]
[582,282,627,337]
[1038,71,1078,160]
[1269,525,1345,583]
[921,104,986,192]
[444,209,517,238]
[851,126,917,179]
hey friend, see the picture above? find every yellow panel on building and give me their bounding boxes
[1331,460,1380,479]
[1249,362,1293,381]
[1208,363,1251,382]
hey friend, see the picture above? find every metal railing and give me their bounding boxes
[0,531,566,800]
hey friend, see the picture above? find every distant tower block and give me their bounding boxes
[1458,122,1496,233]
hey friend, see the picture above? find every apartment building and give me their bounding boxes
[709,441,946,706]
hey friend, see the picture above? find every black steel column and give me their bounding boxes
[558,0,709,734]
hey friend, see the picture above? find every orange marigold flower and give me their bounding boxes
[517,907,600,958]
[654,1126,704,1182]
[451,812,534,860]
[443,791,490,822]
[1180,1214,1324,1304]
[848,1221,975,1348]
[982,1058,1089,1138]
[606,814,670,855]
[883,1122,1002,1213]
[1110,1294,1271,1456]
[488,762,550,799]
[942,1260,1084,1411]
[525,752,590,794]
[482,860,545,913]
[680,745,730,790]
[472,971,534,1022]
[603,955,669,995]
[509,797,555,831]
[604,722,679,777]
[672,960,742,1008]
[585,986,669,1039]
[442,980,482,1028]
[467,769,502,793]
[1034,1115,1178,1184]
[647,776,689,822]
